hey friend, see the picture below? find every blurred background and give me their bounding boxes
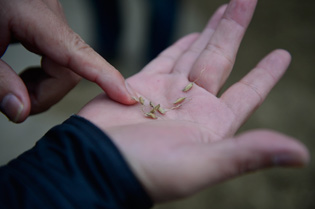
[1,0,314,208]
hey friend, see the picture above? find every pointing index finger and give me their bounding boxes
[9,1,135,104]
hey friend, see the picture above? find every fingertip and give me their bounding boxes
[0,61,31,123]
[236,129,310,168]
[224,0,258,28]
[274,49,292,64]
[105,83,138,105]
[258,49,292,71]
[97,76,136,105]
[218,3,229,12]
[273,150,310,167]
[274,48,291,57]
[185,32,201,40]
[269,131,310,167]
[206,4,228,29]
[0,93,30,123]
[124,81,139,104]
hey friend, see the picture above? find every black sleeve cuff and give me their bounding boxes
[0,115,153,209]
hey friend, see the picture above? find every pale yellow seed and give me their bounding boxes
[158,106,166,114]
[173,97,186,105]
[171,104,182,110]
[132,96,139,102]
[150,104,160,113]
[183,82,193,92]
[139,97,145,105]
[145,112,157,119]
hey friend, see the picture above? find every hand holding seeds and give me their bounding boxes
[78,0,309,204]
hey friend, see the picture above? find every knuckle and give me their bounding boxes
[65,33,93,67]
[71,33,94,56]
[239,80,264,105]
[206,43,234,70]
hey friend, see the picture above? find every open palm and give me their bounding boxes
[78,0,309,203]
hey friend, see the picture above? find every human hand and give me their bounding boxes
[78,0,309,203]
[0,0,135,123]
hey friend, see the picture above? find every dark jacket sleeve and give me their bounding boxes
[0,115,153,209]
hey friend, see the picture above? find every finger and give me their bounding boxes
[189,0,257,94]
[172,4,227,75]
[0,60,31,123]
[6,1,134,104]
[151,129,309,201]
[220,49,291,131]
[140,33,199,74]
[202,130,309,186]
[20,57,81,115]
[176,130,309,199]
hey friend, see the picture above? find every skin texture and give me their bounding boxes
[0,0,135,123]
[78,0,309,203]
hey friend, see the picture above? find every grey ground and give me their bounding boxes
[1,0,314,208]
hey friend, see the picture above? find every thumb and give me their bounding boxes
[0,60,31,122]
[162,130,309,202]
[155,130,310,202]
[204,130,309,184]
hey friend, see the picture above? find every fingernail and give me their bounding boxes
[273,154,305,167]
[0,94,24,122]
